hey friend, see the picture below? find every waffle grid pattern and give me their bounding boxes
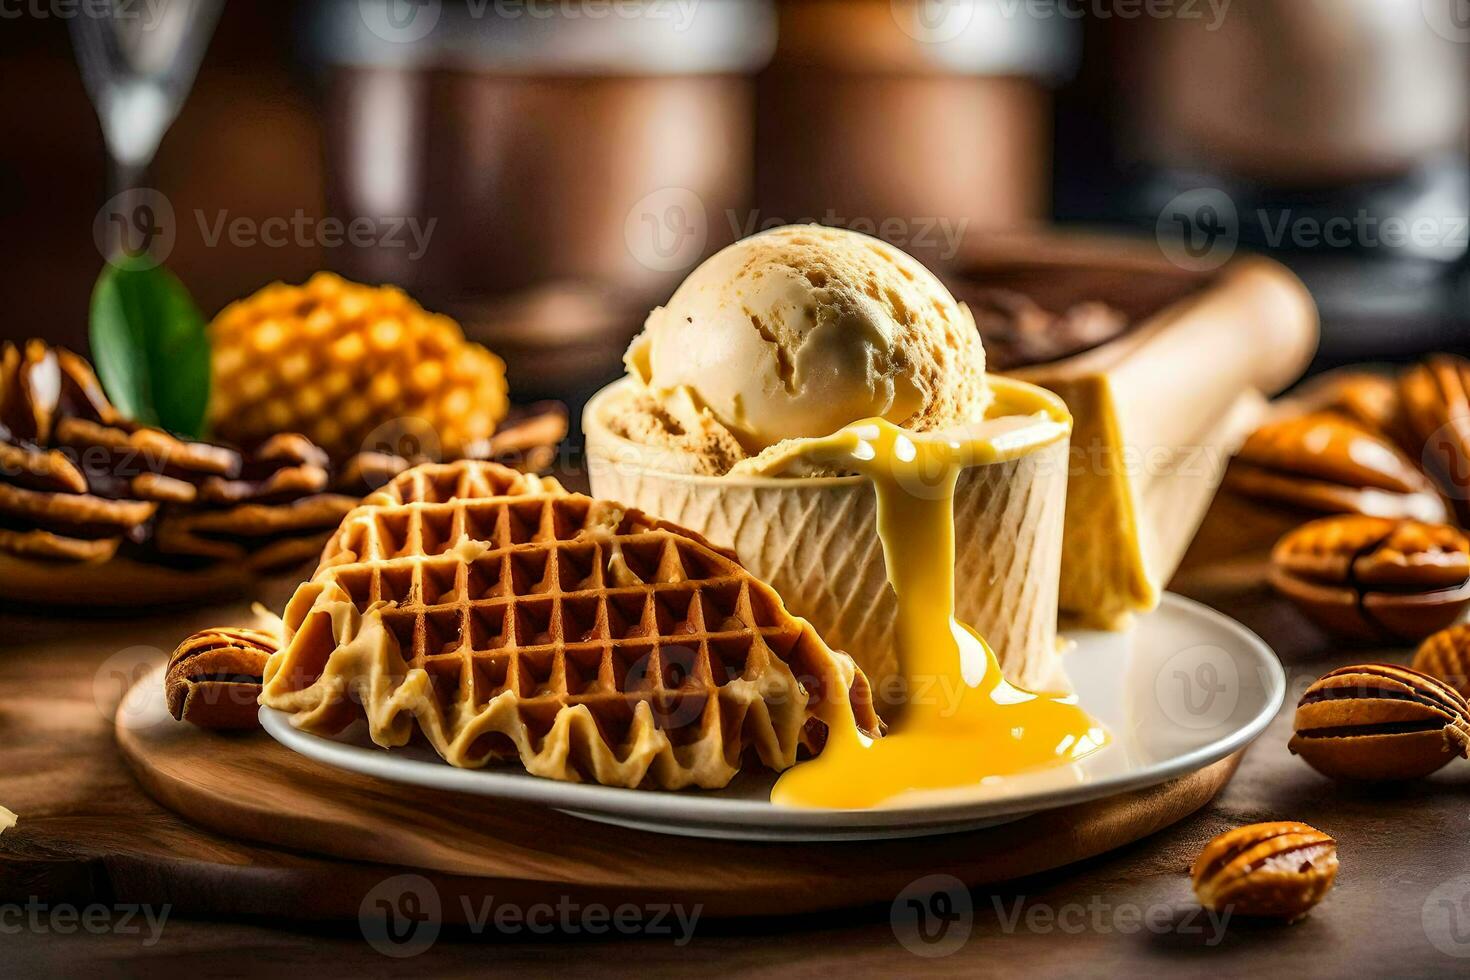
[264,461,878,790]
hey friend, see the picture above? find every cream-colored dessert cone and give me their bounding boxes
[1135,389,1266,589]
[1008,253,1319,629]
[585,377,1069,709]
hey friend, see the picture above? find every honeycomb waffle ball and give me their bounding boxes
[209,273,510,460]
[261,460,881,790]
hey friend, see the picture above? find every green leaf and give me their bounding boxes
[89,261,211,438]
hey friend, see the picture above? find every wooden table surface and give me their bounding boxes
[3,533,1469,977]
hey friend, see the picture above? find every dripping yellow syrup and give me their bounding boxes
[767,386,1108,809]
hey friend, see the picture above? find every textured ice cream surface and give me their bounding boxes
[602,387,748,476]
[624,224,991,461]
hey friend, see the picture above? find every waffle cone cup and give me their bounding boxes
[585,376,1070,705]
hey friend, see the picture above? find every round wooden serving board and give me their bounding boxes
[117,666,1242,920]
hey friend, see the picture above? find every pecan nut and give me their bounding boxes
[1227,413,1446,522]
[957,286,1130,371]
[1191,822,1338,922]
[1288,370,1407,445]
[1289,663,1470,781]
[1269,515,1470,642]
[1413,623,1470,698]
[165,627,281,730]
[1399,354,1470,524]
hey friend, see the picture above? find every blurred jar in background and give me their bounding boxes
[1123,0,1469,359]
[1135,0,1465,189]
[756,0,1077,272]
[307,0,775,398]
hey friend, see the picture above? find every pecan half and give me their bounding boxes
[1289,663,1470,781]
[1399,355,1470,524]
[1270,515,1470,642]
[166,627,281,730]
[1413,623,1470,698]
[1229,413,1447,523]
[1191,822,1338,922]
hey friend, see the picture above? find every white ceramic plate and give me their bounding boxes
[260,593,1285,842]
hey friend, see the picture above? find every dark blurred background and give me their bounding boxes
[4,0,1469,402]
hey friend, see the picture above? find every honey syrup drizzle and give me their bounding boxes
[770,401,1108,809]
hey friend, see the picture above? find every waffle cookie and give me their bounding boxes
[261,460,880,790]
[209,272,510,459]
[154,493,362,572]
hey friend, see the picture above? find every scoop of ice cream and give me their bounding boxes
[624,225,990,453]
[603,387,748,477]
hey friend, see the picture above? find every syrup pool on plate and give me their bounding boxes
[768,399,1109,810]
